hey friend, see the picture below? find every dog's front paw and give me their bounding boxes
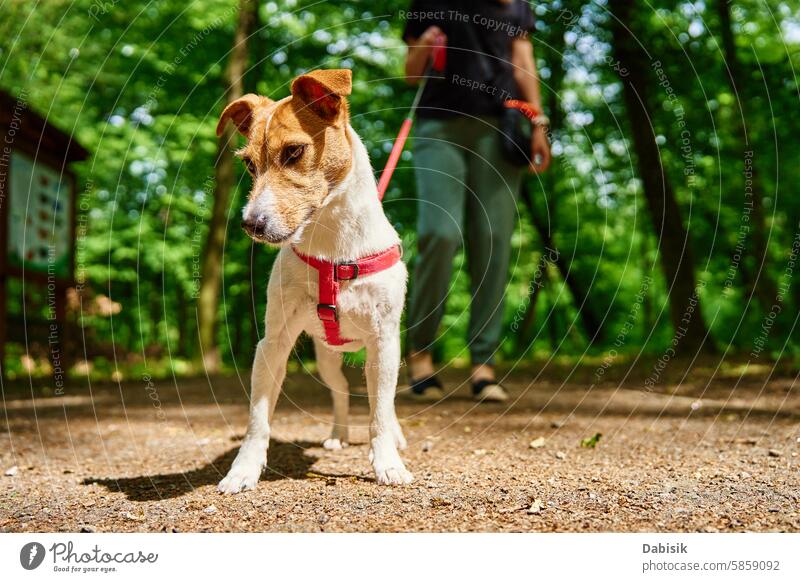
[217,462,263,494]
[374,464,414,486]
[323,438,348,450]
[371,442,413,485]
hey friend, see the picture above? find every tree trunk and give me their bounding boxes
[716,0,776,309]
[519,185,604,342]
[196,0,256,372]
[609,0,712,354]
[518,250,546,340]
[518,5,604,345]
[540,267,558,350]
[175,283,188,357]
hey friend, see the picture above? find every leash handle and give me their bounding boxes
[431,35,446,72]
[504,99,550,127]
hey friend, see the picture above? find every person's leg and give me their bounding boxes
[406,118,468,382]
[464,118,524,378]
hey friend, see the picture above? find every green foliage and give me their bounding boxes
[2,0,799,379]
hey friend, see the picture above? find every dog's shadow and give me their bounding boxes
[83,439,357,502]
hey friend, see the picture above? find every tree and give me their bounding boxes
[609,0,712,354]
[197,0,257,372]
[518,0,604,347]
[715,0,776,309]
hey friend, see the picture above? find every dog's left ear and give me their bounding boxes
[291,69,352,122]
[217,94,265,137]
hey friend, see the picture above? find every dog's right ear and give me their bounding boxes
[216,94,265,137]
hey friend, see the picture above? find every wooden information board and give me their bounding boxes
[0,90,88,379]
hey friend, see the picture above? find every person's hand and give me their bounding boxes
[405,26,446,83]
[419,26,446,53]
[529,124,551,173]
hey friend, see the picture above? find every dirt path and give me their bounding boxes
[1,364,798,532]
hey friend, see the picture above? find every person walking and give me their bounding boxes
[403,0,550,401]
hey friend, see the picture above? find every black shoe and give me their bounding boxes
[407,375,445,402]
[472,379,509,402]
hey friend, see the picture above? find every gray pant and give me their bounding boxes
[406,116,523,366]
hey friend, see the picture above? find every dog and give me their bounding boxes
[215,69,413,493]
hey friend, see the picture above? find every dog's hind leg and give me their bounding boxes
[365,328,413,485]
[313,338,349,450]
[218,317,301,494]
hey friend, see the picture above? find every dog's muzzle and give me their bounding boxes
[241,214,268,238]
[241,213,292,243]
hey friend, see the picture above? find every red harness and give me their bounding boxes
[293,245,402,346]
[290,41,444,346]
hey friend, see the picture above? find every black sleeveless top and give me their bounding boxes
[402,0,536,118]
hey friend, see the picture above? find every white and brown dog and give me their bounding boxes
[216,69,412,493]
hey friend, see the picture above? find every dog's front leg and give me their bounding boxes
[218,319,300,494]
[365,330,413,485]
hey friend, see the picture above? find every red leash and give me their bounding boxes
[294,40,446,346]
[376,38,447,200]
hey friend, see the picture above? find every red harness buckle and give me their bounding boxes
[334,262,359,281]
[317,304,338,322]
[293,244,403,346]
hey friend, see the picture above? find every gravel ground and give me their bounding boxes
[1,361,799,532]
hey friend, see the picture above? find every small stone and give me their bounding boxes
[80,525,96,533]
[550,420,565,429]
[317,513,330,525]
[527,499,544,514]
[203,505,217,514]
[473,449,488,456]
[463,426,472,433]
[421,440,433,452]
[529,437,546,449]
[4,466,18,477]
[690,400,702,411]
[768,449,782,458]
[555,451,566,460]
[122,511,144,521]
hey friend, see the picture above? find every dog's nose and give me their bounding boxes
[241,214,268,238]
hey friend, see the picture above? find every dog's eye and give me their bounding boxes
[242,157,257,175]
[282,144,305,165]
